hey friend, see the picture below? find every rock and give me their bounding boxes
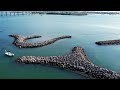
[16,46,120,79]
[96,39,120,45]
[10,34,71,48]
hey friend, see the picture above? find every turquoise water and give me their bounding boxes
[1,14,120,79]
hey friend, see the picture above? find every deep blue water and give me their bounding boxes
[0,14,120,79]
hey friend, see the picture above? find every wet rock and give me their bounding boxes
[10,34,71,48]
[96,39,120,45]
[16,46,120,79]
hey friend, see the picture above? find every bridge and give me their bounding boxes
[0,11,32,16]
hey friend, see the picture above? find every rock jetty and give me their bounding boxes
[17,46,120,79]
[96,39,120,45]
[9,34,71,48]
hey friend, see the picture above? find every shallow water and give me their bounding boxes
[0,14,120,79]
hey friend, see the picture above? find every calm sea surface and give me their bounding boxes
[0,14,120,79]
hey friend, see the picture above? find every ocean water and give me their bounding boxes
[0,14,120,79]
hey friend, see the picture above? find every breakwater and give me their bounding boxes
[17,46,120,79]
[9,34,71,48]
[95,39,120,45]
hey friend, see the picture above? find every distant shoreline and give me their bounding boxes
[0,11,120,16]
[31,11,120,16]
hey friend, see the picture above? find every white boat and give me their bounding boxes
[5,50,14,57]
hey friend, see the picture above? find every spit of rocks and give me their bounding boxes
[9,34,71,48]
[96,39,120,45]
[17,46,120,79]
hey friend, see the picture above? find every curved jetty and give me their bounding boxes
[9,34,71,48]
[96,39,120,45]
[17,46,120,79]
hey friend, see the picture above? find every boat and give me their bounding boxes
[5,50,14,57]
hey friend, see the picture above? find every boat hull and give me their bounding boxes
[5,52,14,57]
